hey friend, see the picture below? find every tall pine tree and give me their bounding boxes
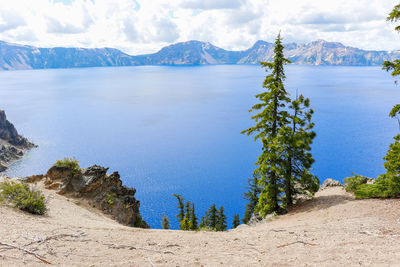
[242,33,291,216]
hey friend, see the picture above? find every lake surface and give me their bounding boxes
[0,65,399,228]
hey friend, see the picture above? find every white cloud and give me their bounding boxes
[0,0,398,55]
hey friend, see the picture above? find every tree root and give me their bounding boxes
[0,241,52,264]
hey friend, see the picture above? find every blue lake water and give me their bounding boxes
[0,65,399,229]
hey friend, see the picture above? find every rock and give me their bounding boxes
[0,110,35,148]
[319,178,343,190]
[24,174,44,183]
[247,212,279,226]
[247,213,263,226]
[0,163,6,172]
[43,164,149,228]
[0,110,36,172]
[366,178,376,184]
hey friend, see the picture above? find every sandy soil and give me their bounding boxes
[1,181,400,267]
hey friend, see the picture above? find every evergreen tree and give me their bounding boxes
[189,202,198,230]
[383,4,400,82]
[205,204,218,229]
[280,94,318,206]
[379,4,400,198]
[173,194,185,223]
[199,216,206,229]
[180,201,192,230]
[232,214,240,229]
[242,33,291,216]
[242,171,261,224]
[216,206,227,231]
[161,215,170,229]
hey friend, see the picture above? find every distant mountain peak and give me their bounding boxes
[0,39,399,70]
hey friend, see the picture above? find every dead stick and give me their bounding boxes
[0,241,52,264]
[24,233,86,247]
[277,241,317,248]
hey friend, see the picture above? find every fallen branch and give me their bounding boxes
[105,243,174,254]
[277,241,317,248]
[24,233,87,247]
[0,241,52,264]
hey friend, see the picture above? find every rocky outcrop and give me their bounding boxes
[0,110,35,172]
[319,178,343,191]
[29,165,149,228]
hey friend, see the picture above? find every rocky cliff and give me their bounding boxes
[0,110,35,172]
[1,39,399,70]
[28,165,149,228]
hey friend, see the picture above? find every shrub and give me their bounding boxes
[354,183,387,199]
[54,157,80,172]
[161,215,170,229]
[344,175,369,192]
[107,193,116,205]
[0,180,47,215]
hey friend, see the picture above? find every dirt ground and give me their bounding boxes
[1,181,400,266]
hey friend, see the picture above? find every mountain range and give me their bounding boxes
[1,39,399,70]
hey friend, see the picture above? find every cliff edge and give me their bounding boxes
[0,110,35,172]
[27,164,149,229]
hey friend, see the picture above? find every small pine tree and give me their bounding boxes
[180,202,192,230]
[242,172,261,224]
[173,194,185,223]
[207,204,218,229]
[161,215,170,229]
[189,202,198,230]
[199,216,206,229]
[232,214,240,229]
[216,206,227,231]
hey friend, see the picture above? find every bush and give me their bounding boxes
[344,175,369,192]
[0,180,47,215]
[54,157,80,172]
[353,183,387,199]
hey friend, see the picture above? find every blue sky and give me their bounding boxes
[0,0,398,55]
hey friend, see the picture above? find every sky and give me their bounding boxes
[0,0,399,55]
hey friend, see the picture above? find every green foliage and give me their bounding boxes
[347,135,400,199]
[241,33,291,216]
[189,202,198,230]
[106,193,116,205]
[383,4,400,80]
[242,172,261,224]
[232,214,240,229]
[173,194,185,222]
[134,214,145,227]
[281,94,318,206]
[201,204,227,231]
[353,183,387,199]
[344,175,370,193]
[242,33,317,217]
[0,180,47,215]
[54,157,80,172]
[205,204,218,229]
[173,194,198,231]
[161,215,170,229]
[216,206,227,231]
[387,4,400,31]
